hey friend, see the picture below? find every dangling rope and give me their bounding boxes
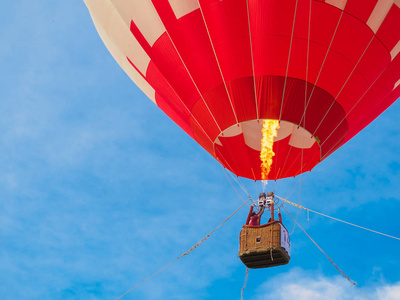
[276,195,400,241]
[240,267,249,300]
[289,184,302,234]
[221,166,258,208]
[279,204,371,300]
[115,198,250,300]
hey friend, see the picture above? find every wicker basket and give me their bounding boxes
[239,221,290,269]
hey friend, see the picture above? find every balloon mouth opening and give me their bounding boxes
[213,119,320,180]
[214,119,318,152]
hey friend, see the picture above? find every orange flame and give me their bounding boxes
[260,120,280,180]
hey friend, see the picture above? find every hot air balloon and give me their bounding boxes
[83,0,400,181]
[84,0,400,273]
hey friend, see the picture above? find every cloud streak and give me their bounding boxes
[253,268,400,300]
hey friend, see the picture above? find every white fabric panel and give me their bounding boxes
[288,126,316,149]
[325,0,347,10]
[84,0,156,103]
[109,1,165,46]
[390,40,400,61]
[242,121,263,151]
[109,0,135,25]
[367,0,394,34]
[169,0,200,19]
[274,121,294,142]
[215,120,316,151]
[394,78,400,90]
[221,123,242,137]
[214,124,241,147]
[130,0,166,46]
[214,137,223,146]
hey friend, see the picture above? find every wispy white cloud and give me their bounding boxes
[252,268,400,300]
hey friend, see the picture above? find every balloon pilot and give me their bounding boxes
[246,192,277,226]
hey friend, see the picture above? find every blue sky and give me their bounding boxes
[1,1,399,299]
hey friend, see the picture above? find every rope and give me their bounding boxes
[289,185,302,235]
[221,167,254,208]
[245,0,260,120]
[275,195,400,241]
[197,1,239,124]
[280,204,371,300]
[240,267,249,300]
[221,166,260,209]
[115,198,250,299]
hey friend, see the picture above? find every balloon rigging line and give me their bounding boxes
[115,198,250,300]
[240,267,249,300]
[279,202,371,300]
[292,32,393,169]
[311,36,375,137]
[277,0,299,175]
[221,166,254,208]
[319,60,391,155]
[292,0,311,235]
[245,0,260,120]
[289,176,302,235]
[197,0,239,124]
[276,195,400,241]
[278,0,299,122]
[215,146,241,180]
[299,1,347,126]
[125,22,216,148]
[285,173,309,200]
[154,8,223,133]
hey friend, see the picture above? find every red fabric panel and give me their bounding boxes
[146,35,200,110]
[311,2,342,48]
[344,0,378,23]
[155,92,193,138]
[190,99,221,142]
[256,76,281,120]
[376,4,400,52]
[255,75,348,160]
[152,4,222,93]
[277,142,320,178]
[225,77,257,122]
[292,0,312,41]
[344,68,395,141]
[215,133,321,180]
[252,35,291,77]
[391,51,400,76]
[152,1,238,131]
[354,38,390,85]
[331,13,373,65]
[199,0,257,121]
[316,49,355,98]
[121,0,400,180]
[215,134,255,179]
[353,86,400,140]
[190,117,215,158]
[249,0,297,38]
[201,83,237,130]
[129,25,201,111]
[335,69,369,113]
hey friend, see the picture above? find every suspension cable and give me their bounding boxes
[221,166,258,207]
[116,198,250,299]
[289,180,302,235]
[280,204,371,300]
[276,195,400,241]
[240,267,249,300]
